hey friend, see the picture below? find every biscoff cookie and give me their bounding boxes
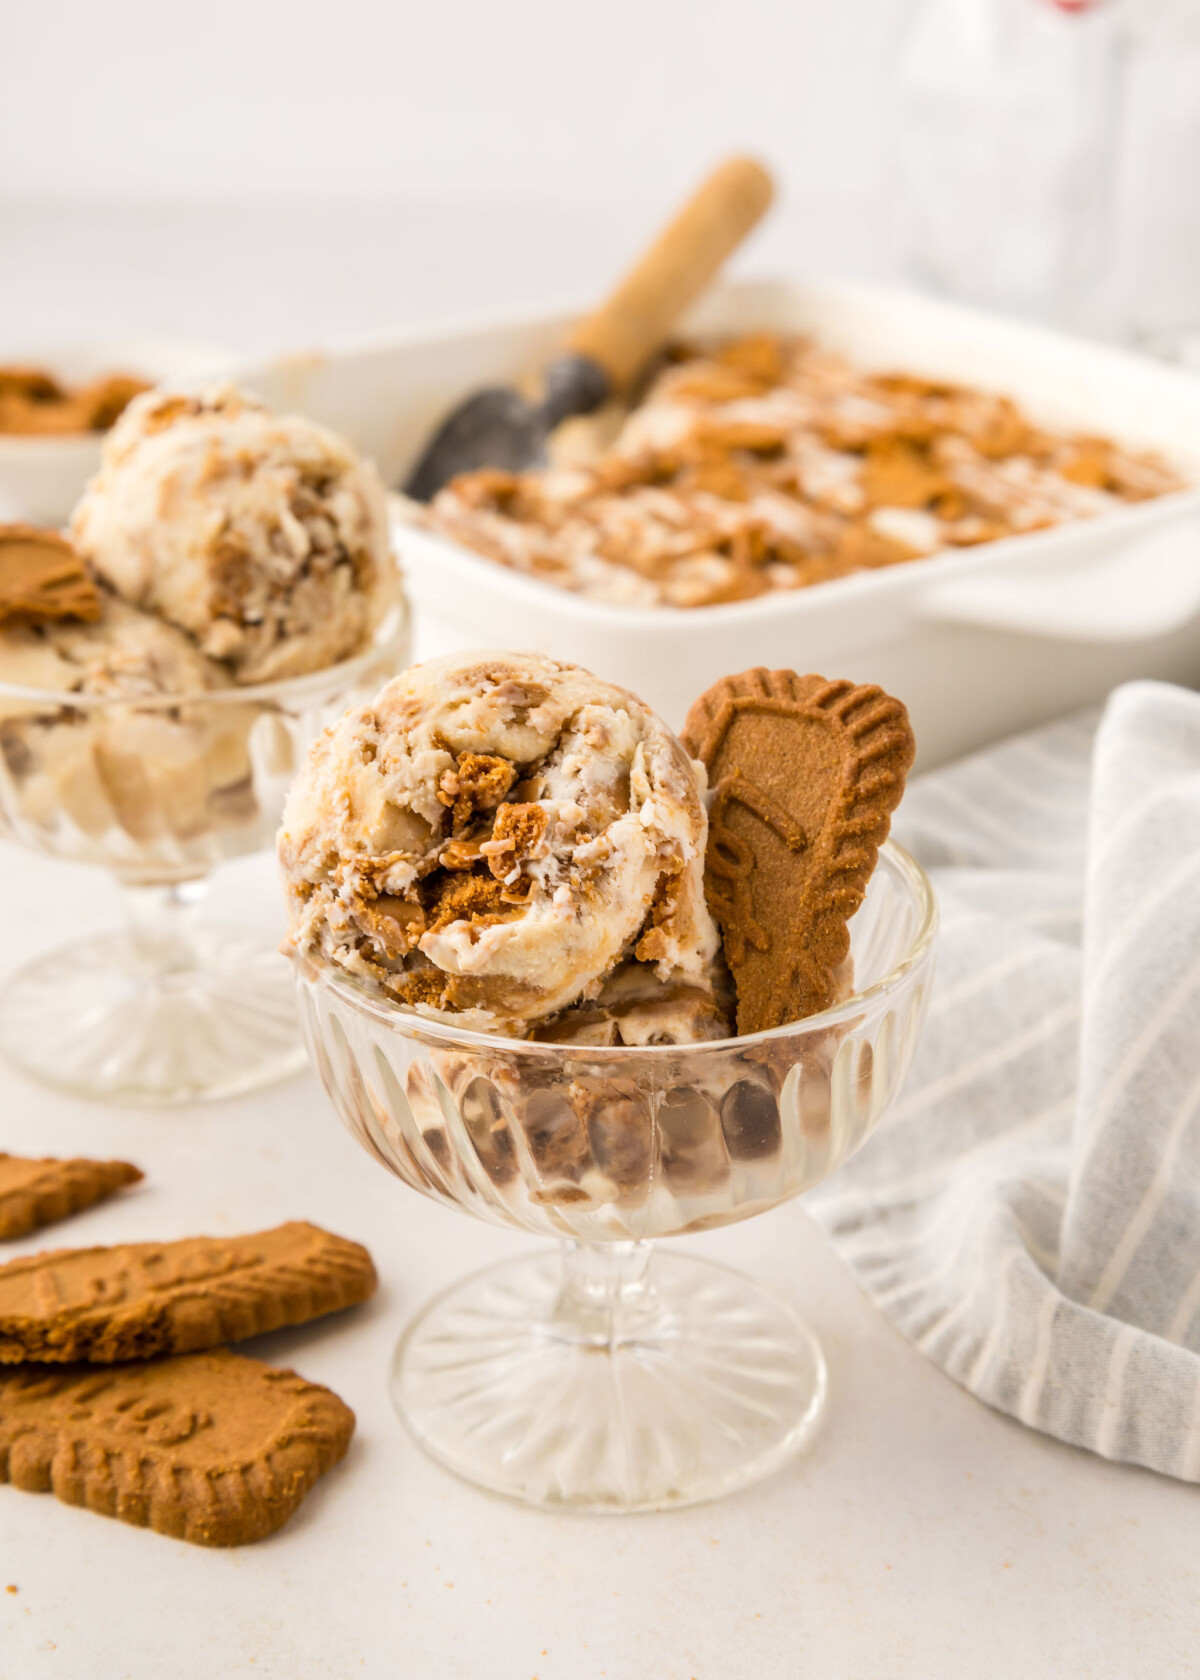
[0,526,101,627]
[0,1348,354,1546]
[682,668,914,1033]
[0,1221,377,1364]
[0,1152,143,1241]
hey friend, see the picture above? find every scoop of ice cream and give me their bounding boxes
[279,650,721,1034]
[70,384,395,684]
[0,587,230,703]
[0,588,257,850]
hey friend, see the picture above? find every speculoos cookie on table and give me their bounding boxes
[0,1220,377,1364]
[0,1152,143,1241]
[0,1348,355,1546]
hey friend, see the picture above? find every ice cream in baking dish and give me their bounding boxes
[279,651,727,1039]
[418,333,1185,608]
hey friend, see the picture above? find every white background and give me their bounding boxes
[0,0,911,358]
[0,0,904,206]
[4,0,1200,354]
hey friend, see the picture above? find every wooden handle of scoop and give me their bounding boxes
[563,156,775,394]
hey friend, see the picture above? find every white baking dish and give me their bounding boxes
[0,339,233,526]
[239,280,1200,768]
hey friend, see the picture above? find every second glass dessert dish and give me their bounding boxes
[295,841,935,1511]
[0,382,409,1104]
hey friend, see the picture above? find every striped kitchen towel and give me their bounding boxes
[807,680,1200,1480]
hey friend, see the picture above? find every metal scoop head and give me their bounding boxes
[402,354,610,502]
[401,158,774,502]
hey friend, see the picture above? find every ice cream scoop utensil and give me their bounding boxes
[402,157,774,500]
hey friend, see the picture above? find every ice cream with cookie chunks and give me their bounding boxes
[0,586,259,846]
[0,398,399,867]
[279,650,724,1038]
[70,383,395,684]
[0,531,255,848]
[0,524,235,705]
[0,588,231,704]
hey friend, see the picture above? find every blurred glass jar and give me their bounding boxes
[889,0,1126,326]
[1116,0,1200,359]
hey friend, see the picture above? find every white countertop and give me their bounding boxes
[1,199,1196,1680]
[2,851,1197,1680]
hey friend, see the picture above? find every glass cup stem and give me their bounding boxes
[551,1240,658,1347]
[0,869,306,1105]
[120,876,210,978]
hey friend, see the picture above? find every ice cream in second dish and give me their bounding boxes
[0,389,402,865]
[70,384,394,684]
[279,651,724,1038]
[1,589,230,702]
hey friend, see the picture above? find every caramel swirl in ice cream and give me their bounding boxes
[418,333,1184,609]
[279,651,721,1035]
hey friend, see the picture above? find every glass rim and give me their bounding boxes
[0,596,409,712]
[297,839,939,1061]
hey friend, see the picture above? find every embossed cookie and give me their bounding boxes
[0,526,101,626]
[682,669,915,1033]
[0,1221,377,1363]
[0,1152,143,1241]
[0,1348,354,1546]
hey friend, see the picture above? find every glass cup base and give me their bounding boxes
[0,924,307,1106]
[391,1247,827,1513]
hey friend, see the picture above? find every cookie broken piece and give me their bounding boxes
[682,668,915,1034]
[0,526,101,628]
[0,1349,354,1546]
[0,1152,143,1241]
[0,1220,377,1363]
[0,367,150,435]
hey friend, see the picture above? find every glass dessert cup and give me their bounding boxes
[0,601,409,1105]
[295,842,937,1512]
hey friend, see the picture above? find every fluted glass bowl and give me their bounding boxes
[0,599,409,1104]
[295,841,937,1511]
